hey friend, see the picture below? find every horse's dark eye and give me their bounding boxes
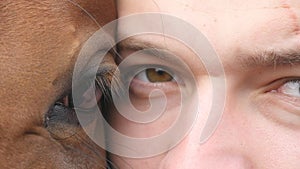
[44,53,118,140]
[55,93,74,108]
[45,78,111,139]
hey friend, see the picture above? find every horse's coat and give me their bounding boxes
[0,0,116,168]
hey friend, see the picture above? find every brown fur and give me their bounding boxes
[0,0,116,168]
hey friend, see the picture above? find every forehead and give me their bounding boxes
[118,0,300,30]
[119,0,300,37]
[117,0,300,64]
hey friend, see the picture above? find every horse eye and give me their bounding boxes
[55,93,74,108]
[54,78,109,113]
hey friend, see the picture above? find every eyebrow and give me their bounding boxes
[240,49,300,68]
[118,38,166,51]
[118,37,300,69]
[117,38,186,67]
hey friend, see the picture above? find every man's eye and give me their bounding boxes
[135,68,174,83]
[278,80,300,97]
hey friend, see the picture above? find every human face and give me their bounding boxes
[0,0,116,168]
[109,0,300,168]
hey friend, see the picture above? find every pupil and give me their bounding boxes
[156,69,165,76]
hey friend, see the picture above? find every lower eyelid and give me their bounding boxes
[131,77,178,89]
[129,78,180,98]
[255,93,300,129]
[261,78,299,94]
[273,91,300,107]
[263,91,300,115]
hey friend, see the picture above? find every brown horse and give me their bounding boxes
[0,0,116,168]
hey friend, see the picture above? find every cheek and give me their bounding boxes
[257,128,300,167]
[109,78,212,138]
[244,109,300,168]
[109,95,181,138]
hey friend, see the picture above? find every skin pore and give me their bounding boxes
[108,0,300,168]
[0,0,116,168]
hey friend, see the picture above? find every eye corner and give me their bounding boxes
[262,77,300,104]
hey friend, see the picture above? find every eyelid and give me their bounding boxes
[265,78,300,106]
[255,78,300,129]
[129,78,180,99]
[278,79,300,95]
[263,77,300,93]
[135,67,185,84]
[126,65,184,98]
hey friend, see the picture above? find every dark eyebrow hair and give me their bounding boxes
[237,49,300,68]
[117,38,185,66]
[118,38,166,51]
[118,37,300,69]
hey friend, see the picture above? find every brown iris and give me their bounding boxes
[146,68,173,83]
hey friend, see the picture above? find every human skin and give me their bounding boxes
[109,0,300,168]
[0,0,116,168]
